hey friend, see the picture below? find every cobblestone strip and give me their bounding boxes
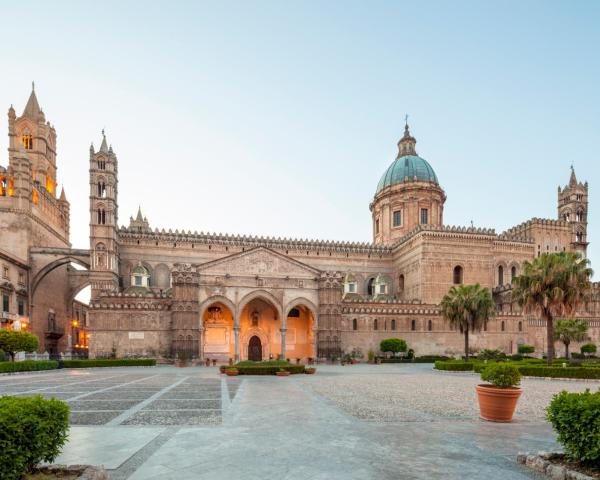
[221,376,231,411]
[105,376,190,426]
[9,374,124,395]
[106,426,180,480]
[66,374,162,401]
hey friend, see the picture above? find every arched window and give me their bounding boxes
[21,133,33,150]
[97,209,106,225]
[427,319,432,331]
[576,211,583,222]
[498,265,504,286]
[411,319,416,331]
[576,232,583,243]
[398,274,405,294]
[453,266,463,285]
[98,159,106,170]
[367,278,375,296]
[391,319,396,330]
[98,182,106,198]
[352,318,357,331]
[501,321,505,332]
[511,266,517,281]
[518,321,522,332]
[288,308,300,318]
[373,319,378,331]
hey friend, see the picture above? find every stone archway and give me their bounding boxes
[283,298,318,361]
[241,327,270,361]
[248,335,262,361]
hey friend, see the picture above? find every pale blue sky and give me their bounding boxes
[1,1,598,279]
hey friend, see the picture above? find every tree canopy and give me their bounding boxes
[0,330,39,361]
[440,283,494,361]
[512,252,592,364]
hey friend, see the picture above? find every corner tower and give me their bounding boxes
[370,123,446,245]
[558,166,589,257]
[89,131,119,298]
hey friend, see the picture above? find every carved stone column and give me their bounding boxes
[234,326,240,361]
[198,325,204,361]
[280,328,287,360]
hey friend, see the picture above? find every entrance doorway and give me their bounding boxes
[248,335,262,361]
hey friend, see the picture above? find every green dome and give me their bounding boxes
[376,155,438,194]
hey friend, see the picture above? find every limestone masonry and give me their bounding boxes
[1,86,598,360]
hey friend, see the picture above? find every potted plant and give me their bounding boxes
[367,349,375,364]
[276,368,290,377]
[212,359,217,366]
[219,365,227,374]
[177,350,189,368]
[305,367,316,375]
[476,363,522,422]
[225,367,239,376]
[205,357,210,367]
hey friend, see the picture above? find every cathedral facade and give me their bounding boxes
[1,86,599,361]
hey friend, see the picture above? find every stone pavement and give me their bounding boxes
[0,364,563,479]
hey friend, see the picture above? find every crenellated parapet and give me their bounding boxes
[119,226,392,255]
[89,290,171,310]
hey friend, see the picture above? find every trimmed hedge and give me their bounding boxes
[0,395,70,480]
[382,355,452,363]
[518,366,600,380]
[547,389,600,467]
[434,361,474,371]
[0,361,58,374]
[61,359,156,368]
[229,365,305,375]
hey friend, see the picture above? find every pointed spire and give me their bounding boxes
[569,165,577,187]
[99,129,109,153]
[22,82,41,118]
[59,186,67,202]
[136,206,144,221]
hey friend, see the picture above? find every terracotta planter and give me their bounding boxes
[476,384,522,422]
[305,369,316,375]
[276,371,291,376]
[225,370,239,376]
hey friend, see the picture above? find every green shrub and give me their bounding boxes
[581,343,597,354]
[0,360,58,374]
[233,365,305,375]
[0,349,6,362]
[518,366,600,379]
[379,338,407,354]
[517,344,535,354]
[434,360,474,371]
[547,389,600,467]
[0,330,39,362]
[478,349,507,361]
[367,349,375,361]
[0,395,70,480]
[60,359,156,368]
[480,363,521,388]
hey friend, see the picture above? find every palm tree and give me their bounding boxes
[554,318,588,359]
[440,284,495,361]
[512,252,592,365]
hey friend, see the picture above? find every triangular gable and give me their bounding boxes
[198,246,320,278]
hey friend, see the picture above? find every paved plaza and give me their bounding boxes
[1,364,597,479]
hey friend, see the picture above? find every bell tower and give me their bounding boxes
[89,131,119,298]
[558,166,588,257]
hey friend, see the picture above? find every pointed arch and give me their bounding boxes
[237,290,282,320]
